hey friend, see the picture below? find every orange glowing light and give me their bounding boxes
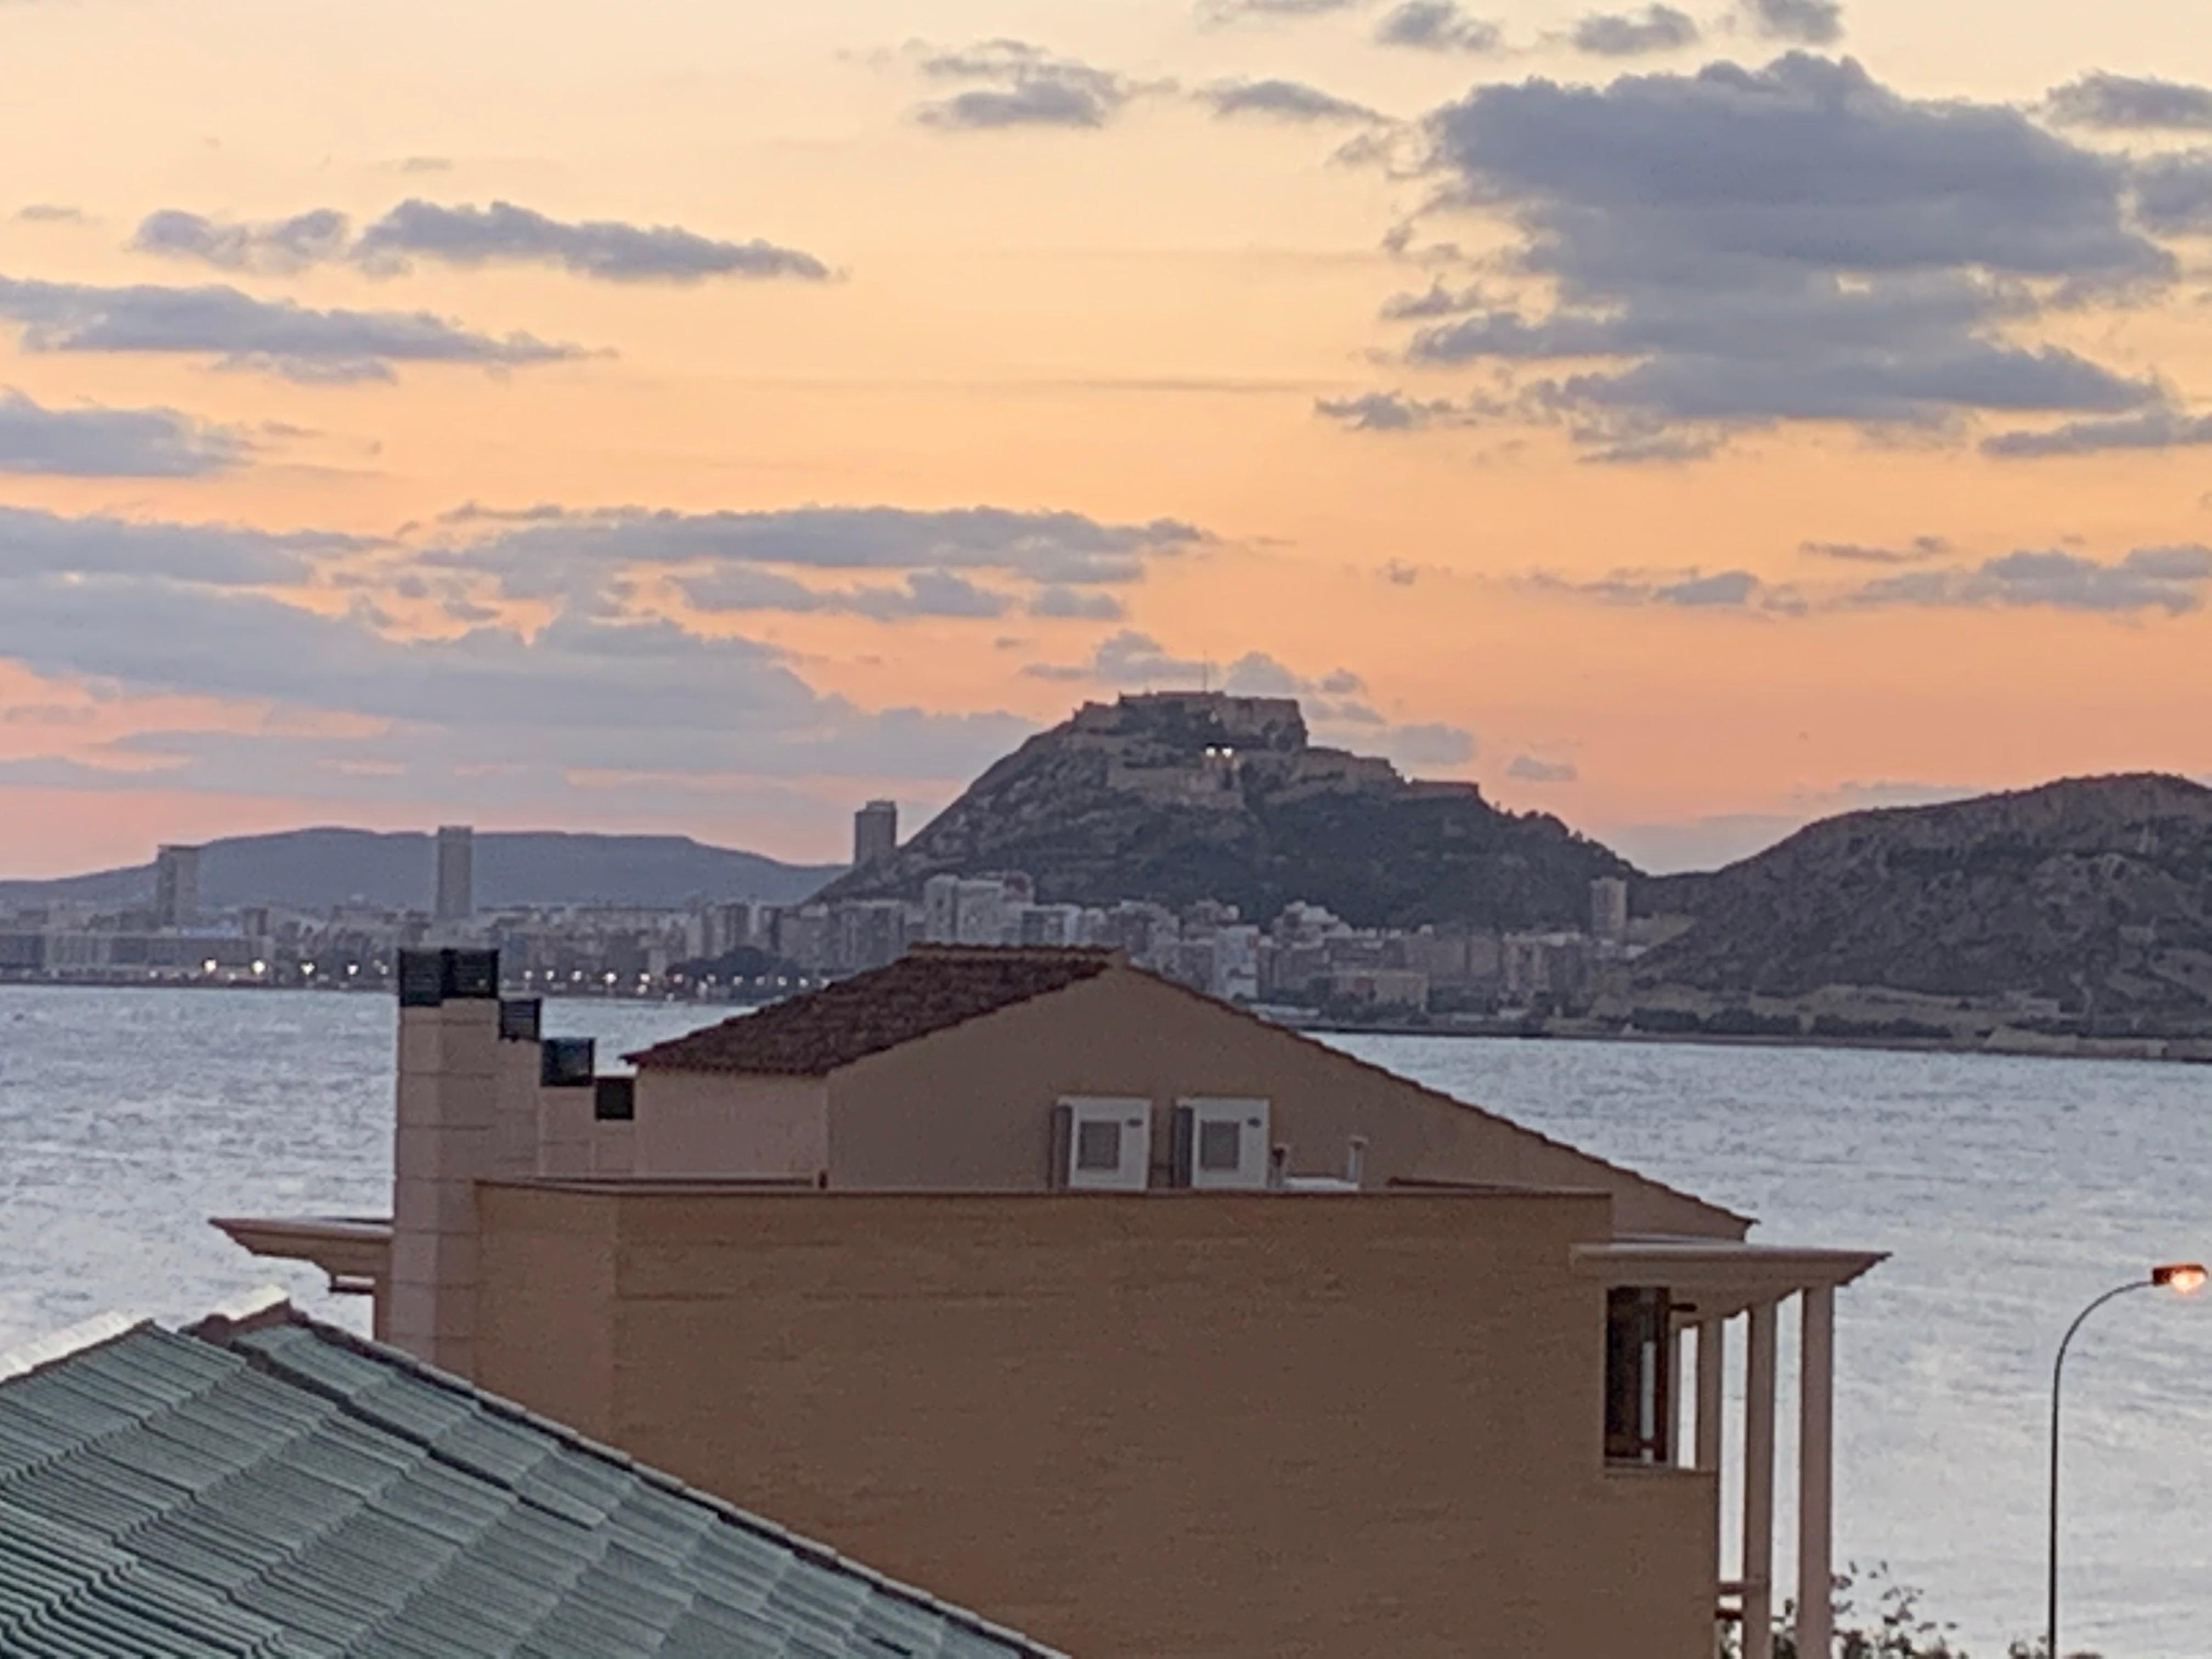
[2153,1264,2208,1295]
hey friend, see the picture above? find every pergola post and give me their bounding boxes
[1742,1300,1778,1659]
[1797,1286,1836,1658]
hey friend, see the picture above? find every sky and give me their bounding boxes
[2,0,2211,877]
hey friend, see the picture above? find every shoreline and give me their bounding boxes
[7,976,2205,1065]
[1287,1015,2212,1066]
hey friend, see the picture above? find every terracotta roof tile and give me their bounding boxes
[627,946,1119,1076]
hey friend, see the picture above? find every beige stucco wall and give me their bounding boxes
[475,1184,1719,1659]
[629,1069,829,1179]
[814,967,1741,1239]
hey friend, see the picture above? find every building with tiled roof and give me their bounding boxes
[218,947,1883,1659]
[0,1294,1060,1658]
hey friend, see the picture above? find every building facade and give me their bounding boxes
[853,799,899,868]
[435,823,475,922]
[219,944,1881,1659]
[153,843,201,928]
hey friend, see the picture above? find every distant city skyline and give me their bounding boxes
[2,0,2209,877]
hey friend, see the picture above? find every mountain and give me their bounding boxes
[1636,774,2212,1026]
[819,692,1628,928]
[0,828,843,915]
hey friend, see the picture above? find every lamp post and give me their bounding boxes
[2047,1261,2205,1659]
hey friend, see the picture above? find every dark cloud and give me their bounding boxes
[1507,754,1578,782]
[132,208,350,275]
[0,390,246,477]
[1850,546,2212,614]
[352,200,832,283]
[1375,2,1503,52]
[2047,73,2212,132]
[1198,79,1383,125]
[0,504,353,586]
[1571,5,1700,56]
[133,201,830,284]
[915,41,1146,131]
[1799,534,1949,563]
[1313,390,1470,431]
[1375,55,2175,458]
[2132,152,2212,235]
[0,274,583,383]
[1982,407,2212,457]
[1740,0,1841,45]
[14,205,86,224]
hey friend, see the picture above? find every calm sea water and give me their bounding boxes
[3,986,2207,1656]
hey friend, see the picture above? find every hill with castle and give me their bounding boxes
[821,692,1630,930]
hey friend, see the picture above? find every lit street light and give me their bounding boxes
[2048,1261,2205,1659]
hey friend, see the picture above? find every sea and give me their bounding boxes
[3,985,2207,1657]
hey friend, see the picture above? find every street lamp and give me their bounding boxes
[2047,1262,2205,1659]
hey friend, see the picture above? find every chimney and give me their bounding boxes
[387,948,539,1375]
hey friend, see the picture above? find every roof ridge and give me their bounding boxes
[0,1311,153,1389]
[210,1307,1069,1657]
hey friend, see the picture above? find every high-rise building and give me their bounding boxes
[1589,876,1630,945]
[153,844,202,928]
[435,825,476,922]
[853,800,899,868]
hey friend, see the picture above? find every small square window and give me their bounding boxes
[1198,1119,1244,1172]
[1075,1119,1123,1171]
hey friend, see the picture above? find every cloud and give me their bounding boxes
[351,200,832,283]
[0,274,583,382]
[0,507,1046,795]
[1379,54,2175,458]
[393,156,453,174]
[1198,79,1383,125]
[1198,0,1364,21]
[1850,545,2212,614]
[675,567,1015,620]
[915,41,1147,131]
[1313,390,1470,430]
[1739,0,1841,45]
[14,205,86,225]
[431,504,1203,608]
[1982,407,2212,456]
[0,390,246,477]
[1379,280,1488,320]
[132,208,351,275]
[1385,721,1477,765]
[1570,5,1700,55]
[1028,585,1126,620]
[133,201,831,284]
[1530,566,1793,610]
[2047,73,2212,132]
[1799,534,1949,563]
[1374,2,1502,52]
[1506,754,1578,782]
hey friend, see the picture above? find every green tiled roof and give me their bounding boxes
[0,1313,1060,1658]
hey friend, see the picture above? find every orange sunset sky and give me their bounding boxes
[2,0,2209,876]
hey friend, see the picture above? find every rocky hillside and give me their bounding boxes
[1638,774,2212,1026]
[819,692,1628,929]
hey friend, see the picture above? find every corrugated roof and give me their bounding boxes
[0,1311,1060,1658]
[627,946,1118,1076]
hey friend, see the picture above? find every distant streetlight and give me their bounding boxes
[2049,1263,2206,1659]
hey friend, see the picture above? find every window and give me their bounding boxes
[1198,1118,1244,1172]
[593,1077,636,1123]
[1075,1118,1124,1172]
[1604,1285,1672,1465]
